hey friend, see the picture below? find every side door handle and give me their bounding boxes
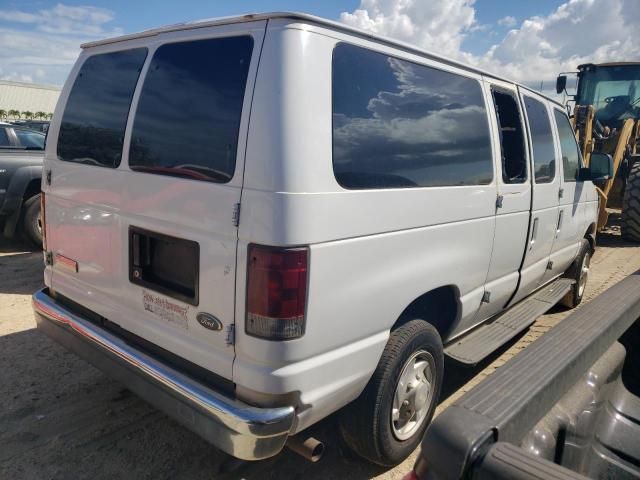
[530,218,539,247]
[556,210,564,234]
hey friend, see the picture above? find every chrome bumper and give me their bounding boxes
[32,288,295,461]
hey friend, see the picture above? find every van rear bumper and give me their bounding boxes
[32,288,295,461]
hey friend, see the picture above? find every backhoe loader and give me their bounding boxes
[557,62,640,241]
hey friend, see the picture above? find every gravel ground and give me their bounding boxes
[1,213,640,480]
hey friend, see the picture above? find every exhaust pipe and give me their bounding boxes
[285,435,325,462]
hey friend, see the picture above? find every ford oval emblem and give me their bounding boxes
[196,312,223,331]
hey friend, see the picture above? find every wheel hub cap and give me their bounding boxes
[578,252,590,297]
[391,350,434,441]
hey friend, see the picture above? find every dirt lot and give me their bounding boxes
[2,215,640,480]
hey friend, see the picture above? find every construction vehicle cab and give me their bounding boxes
[557,63,640,240]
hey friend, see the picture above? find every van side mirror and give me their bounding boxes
[589,153,614,181]
[556,75,567,94]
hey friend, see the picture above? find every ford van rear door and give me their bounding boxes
[44,21,266,381]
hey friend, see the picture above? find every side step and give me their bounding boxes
[445,278,575,365]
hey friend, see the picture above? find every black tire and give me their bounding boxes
[22,193,42,248]
[560,239,591,308]
[339,319,443,466]
[622,161,640,242]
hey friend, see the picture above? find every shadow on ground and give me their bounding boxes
[0,238,43,295]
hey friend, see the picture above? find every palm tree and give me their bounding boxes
[35,111,47,120]
[22,111,33,120]
[46,113,53,120]
[0,109,7,120]
[8,109,20,119]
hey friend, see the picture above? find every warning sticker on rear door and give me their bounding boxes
[142,290,189,330]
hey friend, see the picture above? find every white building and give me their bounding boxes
[0,80,61,118]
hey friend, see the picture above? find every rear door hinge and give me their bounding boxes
[496,194,504,209]
[44,251,53,266]
[45,169,52,186]
[226,324,235,346]
[232,203,240,227]
[482,291,491,303]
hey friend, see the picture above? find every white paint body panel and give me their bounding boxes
[43,17,598,435]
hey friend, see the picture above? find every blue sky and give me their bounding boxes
[0,0,637,88]
[0,0,564,56]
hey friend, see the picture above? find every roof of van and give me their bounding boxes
[81,11,563,107]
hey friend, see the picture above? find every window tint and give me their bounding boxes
[129,36,253,183]
[492,89,527,184]
[15,129,45,150]
[553,110,581,182]
[332,43,493,189]
[0,128,9,147]
[523,96,555,183]
[58,48,147,167]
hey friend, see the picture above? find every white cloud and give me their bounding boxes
[340,0,478,59]
[0,3,122,85]
[341,0,640,92]
[497,15,517,28]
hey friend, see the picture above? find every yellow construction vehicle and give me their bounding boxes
[557,62,640,241]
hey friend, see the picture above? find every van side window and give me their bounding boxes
[553,110,581,182]
[332,43,493,189]
[129,36,253,183]
[58,48,147,167]
[491,89,527,184]
[523,96,556,183]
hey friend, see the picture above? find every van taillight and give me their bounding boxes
[246,245,308,340]
[40,192,47,250]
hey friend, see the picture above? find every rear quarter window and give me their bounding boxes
[332,43,493,189]
[57,48,147,167]
[128,36,253,183]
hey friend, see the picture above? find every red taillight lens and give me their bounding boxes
[40,191,47,251]
[246,244,308,340]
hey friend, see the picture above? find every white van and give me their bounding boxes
[33,12,611,466]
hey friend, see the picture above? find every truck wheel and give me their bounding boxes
[339,319,443,466]
[561,239,590,308]
[22,193,42,248]
[622,161,640,242]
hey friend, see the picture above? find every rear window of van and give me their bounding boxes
[58,48,147,167]
[332,43,493,189]
[129,36,253,183]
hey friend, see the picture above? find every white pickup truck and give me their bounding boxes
[33,12,612,466]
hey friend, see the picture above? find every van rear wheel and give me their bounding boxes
[339,319,443,466]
